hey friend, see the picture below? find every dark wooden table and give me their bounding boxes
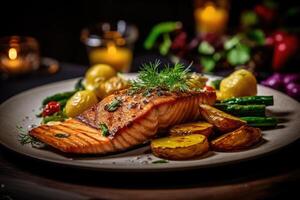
[1,61,299,200]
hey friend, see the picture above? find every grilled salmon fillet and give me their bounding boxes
[30,89,216,154]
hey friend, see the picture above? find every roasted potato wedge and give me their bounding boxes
[211,125,262,151]
[199,104,246,133]
[151,134,209,160]
[169,122,213,138]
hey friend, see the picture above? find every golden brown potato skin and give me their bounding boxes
[151,135,209,160]
[211,125,262,151]
[199,104,246,133]
[169,122,213,138]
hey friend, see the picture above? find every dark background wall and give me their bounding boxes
[0,0,298,65]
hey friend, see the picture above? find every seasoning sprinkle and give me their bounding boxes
[54,133,70,138]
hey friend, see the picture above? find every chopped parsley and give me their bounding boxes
[99,123,109,137]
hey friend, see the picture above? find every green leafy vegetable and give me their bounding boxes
[42,111,67,124]
[99,123,109,137]
[200,57,216,72]
[224,36,240,50]
[42,91,76,106]
[198,41,215,55]
[227,44,250,65]
[247,29,265,45]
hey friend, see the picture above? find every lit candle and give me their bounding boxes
[89,42,133,72]
[0,36,40,75]
[0,47,25,74]
[194,2,228,34]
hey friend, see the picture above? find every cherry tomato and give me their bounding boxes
[203,85,215,92]
[42,101,61,117]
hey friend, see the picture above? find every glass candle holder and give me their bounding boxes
[81,21,138,72]
[0,36,40,75]
[194,0,229,35]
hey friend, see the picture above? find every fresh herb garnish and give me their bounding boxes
[42,111,67,124]
[152,159,169,164]
[99,123,109,137]
[18,132,35,145]
[105,98,122,112]
[17,125,44,147]
[129,60,192,95]
[54,133,70,138]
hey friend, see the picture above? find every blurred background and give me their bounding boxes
[0,0,297,65]
[0,0,300,100]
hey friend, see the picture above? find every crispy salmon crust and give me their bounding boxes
[30,89,216,154]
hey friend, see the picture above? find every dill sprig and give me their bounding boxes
[17,125,45,147]
[129,60,192,94]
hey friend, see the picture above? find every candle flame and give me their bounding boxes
[203,4,217,16]
[107,43,117,55]
[8,48,18,60]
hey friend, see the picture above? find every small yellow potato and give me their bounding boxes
[151,134,209,160]
[84,64,117,90]
[211,125,262,151]
[199,104,246,133]
[65,90,98,117]
[169,122,213,138]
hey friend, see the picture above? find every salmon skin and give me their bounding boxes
[30,89,216,154]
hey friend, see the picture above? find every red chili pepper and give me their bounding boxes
[203,85,215,92]
[272,33,298,71]
[42,101,61,117]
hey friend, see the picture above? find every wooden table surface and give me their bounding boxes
[0,61,299,200]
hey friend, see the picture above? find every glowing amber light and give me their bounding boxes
[8,48,17,60]
[194,2,228,34]
[89,42,133,72]
[107,43,117,55]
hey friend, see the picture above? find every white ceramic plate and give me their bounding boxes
[0,74,299,172]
